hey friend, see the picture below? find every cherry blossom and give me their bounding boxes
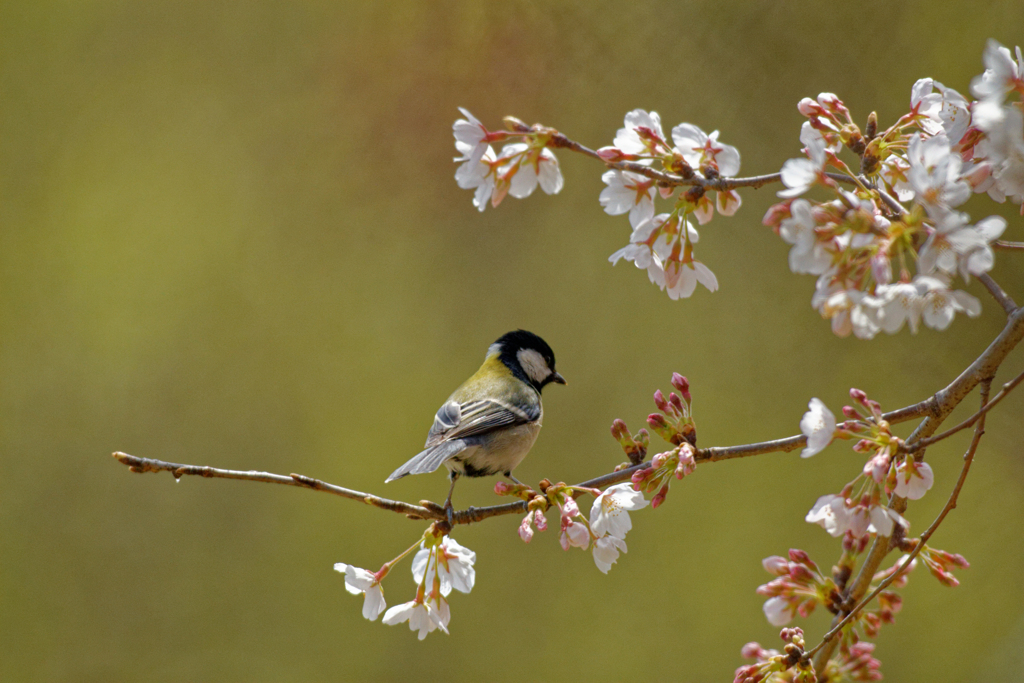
[906,134,971,218]
[589,482,649,539]
[805,494,850,537]
[762,596,793,627]
[800,398,836,458]
[412,537,476,596]
[452,107,491,167]
[778,123,829,198]
[500,143,564,199]
[599,170,656,228]
[915,275,981,330]
[592,535,628,574]
[334,563,386,621]
[779,199,833,275]
[910,78,971,143]
[382,597,449,640]
[454,141,499,212]
[614,109,668,158]
[671,123,741,176]
[893,460,935,500]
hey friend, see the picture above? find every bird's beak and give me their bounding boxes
[551,372,567,385]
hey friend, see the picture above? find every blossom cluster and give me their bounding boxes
[800,389,933,540]
[628,373,698,507]
[453,109,564,212]
[734,628,818,683]
[764,40,1021,339]
[604,111,735,298]
[513,481,649,574]
[335,530,476,640]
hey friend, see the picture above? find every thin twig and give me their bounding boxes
[905,369,1024,452]
[994,240,1024,251]
[804,379,991,663]
[112,452,440,520]
[977,273,1018,315]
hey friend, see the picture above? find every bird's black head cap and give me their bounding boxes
[491,329,566,391]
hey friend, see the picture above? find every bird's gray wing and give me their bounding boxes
[385,399,539,482]
[425,399,537,447]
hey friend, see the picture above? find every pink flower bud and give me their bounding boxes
[647,413,668,428]
[651,492,665,509]
[842,405,860,419]
[651,452,668,469]
[518,513,534,543]
[669,392,685,415]
[671,372,690,397]
[762,556,789,576]
[762,201,794,229]
[610,419,628,440]
[788,549,811,565]
[797,97,822,117]
[653,389,669,412]
[740,642,763,659]
[849,388,868,404]
[596,146,626,162]
[494,481,512,495]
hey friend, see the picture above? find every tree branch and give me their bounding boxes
[805,378,991,664]
[810,305,1024,674]
[977,273,1018,315]
[994,240,1024,251]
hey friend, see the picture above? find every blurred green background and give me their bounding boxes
[2,2,1023,681]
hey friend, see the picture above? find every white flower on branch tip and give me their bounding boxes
[664,259,718,299]
[778,123,828,198]
[558,497,591,550]
[910,78,971,144]
[614,109,667,158]
[382,597,449,640]
[599,170,656,228]
[455,141,498,212]
[916,275,981,330]
[500,143,564,199]
[894,460,934,500]
[799,398,836,458]
[906,134,971,219]
[334,563,386,621]
[779,199,833,275]
[972,104,1024,207]
[412,537,476,596]
[453,107,490,167]
[590,483,649,539]
[763,596,794,627]
[812,276,883,340]
[592,535,628,574]
[805,494,850,537]
[671,123,741,176]
[970,40,1024,103]
[921,212,1006,281]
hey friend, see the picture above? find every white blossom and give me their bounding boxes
[874,282,923,334]
[970,40,1024,103]
[599,170,656,228]
[614,109,667,158]
[910,78,971,143]
[906,134,971,219]
[455,141,498,212]
[800,398,836,458]
[763,597,793,627]
[592,535,628,574]
[671,123,741,176]
[663,259,718,299]
[779,199,833,275]
[812,276,883,340]
[893,460,935,500]
[778,123,828,198]
[867,505,909,538]
[805,494,849,537]
[334,563,386,621]
[382,598,449,640]
[590,483,649,540]
[453,107,490,167]
[500,143,564,199]
[411,538,476,596]
[915,275,982,330]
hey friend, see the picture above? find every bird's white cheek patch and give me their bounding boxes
[517,348,551,383]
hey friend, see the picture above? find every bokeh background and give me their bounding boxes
[3,2,1023,681]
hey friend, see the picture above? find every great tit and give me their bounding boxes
[386,330,566,516]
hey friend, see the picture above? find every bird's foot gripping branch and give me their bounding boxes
[115,39,1024,681]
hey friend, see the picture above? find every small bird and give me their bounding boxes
[386,330,566,517]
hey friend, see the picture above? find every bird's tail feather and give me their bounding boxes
[385,440,467,482]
